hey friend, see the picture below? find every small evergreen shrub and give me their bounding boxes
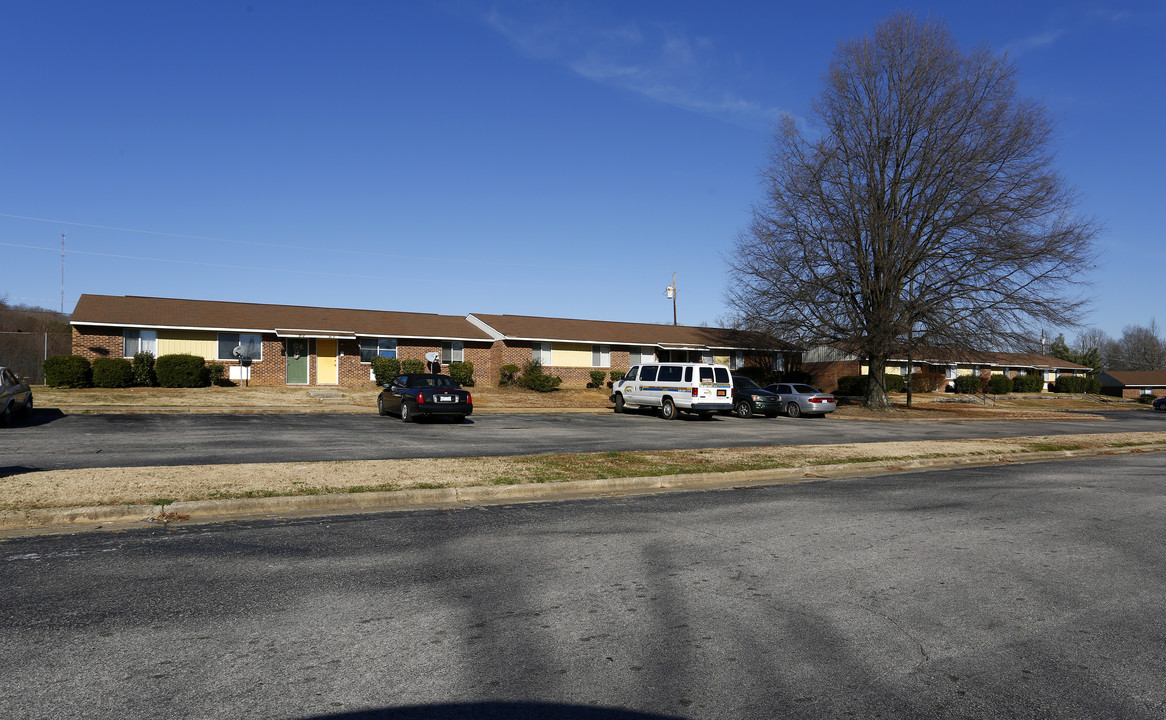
[1012,373,1044,393]
[953,374,982,394]
[835,375,866,396]
[132,351,156,387]
[500,364,521,387]
[371,357,401,385]
[609,370,625,384]
[207,363,227,386]
[519,360,562,392]
[92,357,135,388]
[400,359,426,374]
[448,361,475,387]
[987,374,1014,395]
[43,355,92,388]
[883,374,906,393]
[155,354,210,388]
[588,370,607,388]
[1137,394,1155,405]
[913,371,946,393]
[1052,376,1101,394]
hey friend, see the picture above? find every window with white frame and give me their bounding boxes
[630,346,656,365]
[123,329,157,357]
[591,345,610,368]
[532,342,552,365]
[217,333,263,361]
[732,351,744,370]
[359,338,397,363]
[442,341,464,364]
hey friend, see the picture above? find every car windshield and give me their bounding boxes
[734,376,761,389]
[792,384,822,394]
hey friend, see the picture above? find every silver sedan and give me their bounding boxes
[1,366,33,426]
[764,382,837,418]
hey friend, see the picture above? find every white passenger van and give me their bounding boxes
[610,362,734,419]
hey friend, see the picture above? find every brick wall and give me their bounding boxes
[73,326,122,361]
[802,360,861,393]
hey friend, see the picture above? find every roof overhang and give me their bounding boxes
[275,329,359,340]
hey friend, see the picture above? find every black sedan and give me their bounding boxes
[729,375,782,418]
[1154,396,1166,411]
[378,374,473,423]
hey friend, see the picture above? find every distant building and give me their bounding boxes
[1097,371,1166,399]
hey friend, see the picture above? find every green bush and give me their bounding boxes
[92,357,135,388]
[1137,394,1156,404]
[609,370,625,384]
[835,375,866,396]
[1012,373,1044,393]
[588,370,607,388]
[43,355,92,388]
[953,374,982,394]
[400,359,426,375]
[519,360,562,392]
[883,374,906,393]
[132,351,156,387]
[987,374,1014,395]
[448,361,475,387]
[371,357,401,385]
[155,354,210,388]
[500,364,521,387]
[1052,376,1101,394]
[207,363,227,386]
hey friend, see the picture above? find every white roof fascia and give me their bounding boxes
[70,320,271,334]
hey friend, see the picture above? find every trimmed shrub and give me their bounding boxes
[1012,373,1044,393]
[609,370,626,384]
[371,357,401,385]
[132,351,156,387]
[953,374,982,394]
[500,364,521,387]
[987,374,1014,395]
[519,360,562,392]
[43,355,92,388]
[448,361,475,387]
[588,370,607,388]
[835,375,864,396]
[1052,376,1101,394]
[913,371,946,393]
[1137,394,1155,405]
[92,357,135,388]
[883,374,906,393]
[207,363,227,386]
[400,359,426,374]
[155,354,210,388]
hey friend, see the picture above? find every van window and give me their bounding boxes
[714,367,730,384]
[699,367,714,383]
[625,366,638,382]
[658,365,683,382]
[640,366,658,381]
[684,367,692,382]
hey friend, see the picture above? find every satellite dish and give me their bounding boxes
[425,351,439,363]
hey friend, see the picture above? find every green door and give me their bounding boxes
[286,339,309,384]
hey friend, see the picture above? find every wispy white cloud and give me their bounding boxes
[1002,28,1066,57]
[479,4,786,130]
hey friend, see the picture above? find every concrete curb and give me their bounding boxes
[3,444,1161,534]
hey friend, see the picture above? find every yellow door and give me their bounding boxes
[316,339,338,385]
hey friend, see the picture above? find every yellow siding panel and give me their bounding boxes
[860,364,869,375]
[553,343,593,368]
[157,331,218,360]
[957,368,974,376]
[714,354,730,366]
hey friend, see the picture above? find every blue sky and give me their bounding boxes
[1,1,1162,339]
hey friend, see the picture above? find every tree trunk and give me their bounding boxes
[865,356,891,410]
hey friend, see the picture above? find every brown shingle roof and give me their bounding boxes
[818,343,1091,370]
[1098,371,1166,387]
[468,313,796,351]
[71,295,493,341]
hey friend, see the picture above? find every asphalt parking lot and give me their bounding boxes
[1,408,1161,472]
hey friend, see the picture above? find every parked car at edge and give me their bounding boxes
[1,367,33,426]
[728,375,782,418]
[378,373,472,423]
[1153,396,1166,411]
[764,382,837,418]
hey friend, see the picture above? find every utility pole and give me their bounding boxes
[665,273,677,325]
[60,233,66,314]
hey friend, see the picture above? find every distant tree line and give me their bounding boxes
[1049,320,1166,374]
[0,298,72,382]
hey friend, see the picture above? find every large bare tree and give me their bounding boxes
[726,14,1099,408]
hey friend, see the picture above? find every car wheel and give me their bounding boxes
[734,400,753,419]
[401,401,415,423]
[660,398,677,420]
[21,394,33,416]
[377,396,389,416]
[786,402,802,418]
[614,394,625,413]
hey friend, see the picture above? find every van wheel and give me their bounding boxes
[660,398,677,420]
[734,400,753,419]
[614,394,625,413]
[785,402,802,418]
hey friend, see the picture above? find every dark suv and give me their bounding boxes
[728,375,781,418]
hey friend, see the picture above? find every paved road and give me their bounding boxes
[2,454,1163,719]
[1,408,1163,473]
